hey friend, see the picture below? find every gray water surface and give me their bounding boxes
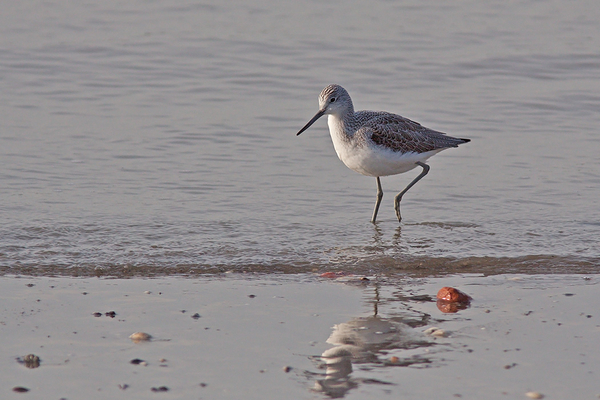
[1,1,599,275]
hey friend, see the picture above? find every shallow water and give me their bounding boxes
[1,1,600,275]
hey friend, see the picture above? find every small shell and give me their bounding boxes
[129,332,152,342]
[526,392,544,399]
[431,329,447,337]
[423,327,448,337]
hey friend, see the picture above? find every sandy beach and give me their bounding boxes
[2,273,598,399]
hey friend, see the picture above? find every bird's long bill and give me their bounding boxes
[296,109,325,136]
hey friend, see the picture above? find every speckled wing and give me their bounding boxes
[359,112,468,153]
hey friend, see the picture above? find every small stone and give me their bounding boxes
[105,311,117,318]
[13,386,29,393]
[130,358,146,365]
[200,383,207,387]
[191,313,201,319]
[129,332,152,342]
[144,291,151,294]
[92,312,102,317]
[23,354,41,369]
[389,356,400,364]
[436,287,472,313]
[118,384,129,390]
[437,287,472,303]
[283,366,292,373]
[248,294,256,298]
[526,391,544,399]
[151,386,169,392]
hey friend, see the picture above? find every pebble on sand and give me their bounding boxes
[436,287,472,303]
[23,354,41,369]
[436,287,472,313]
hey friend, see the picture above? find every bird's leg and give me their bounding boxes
[394,161,430,222]
[371,177,384,223]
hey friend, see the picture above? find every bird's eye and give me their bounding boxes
[330,97,336,103]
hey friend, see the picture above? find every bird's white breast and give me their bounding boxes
[327,115,443,177]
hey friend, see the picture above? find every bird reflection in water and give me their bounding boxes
[311,285,434,398]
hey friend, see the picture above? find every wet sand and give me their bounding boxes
[1,273,598,399]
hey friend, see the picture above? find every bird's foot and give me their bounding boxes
[394,198,403,223]
[395,211,402,223]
